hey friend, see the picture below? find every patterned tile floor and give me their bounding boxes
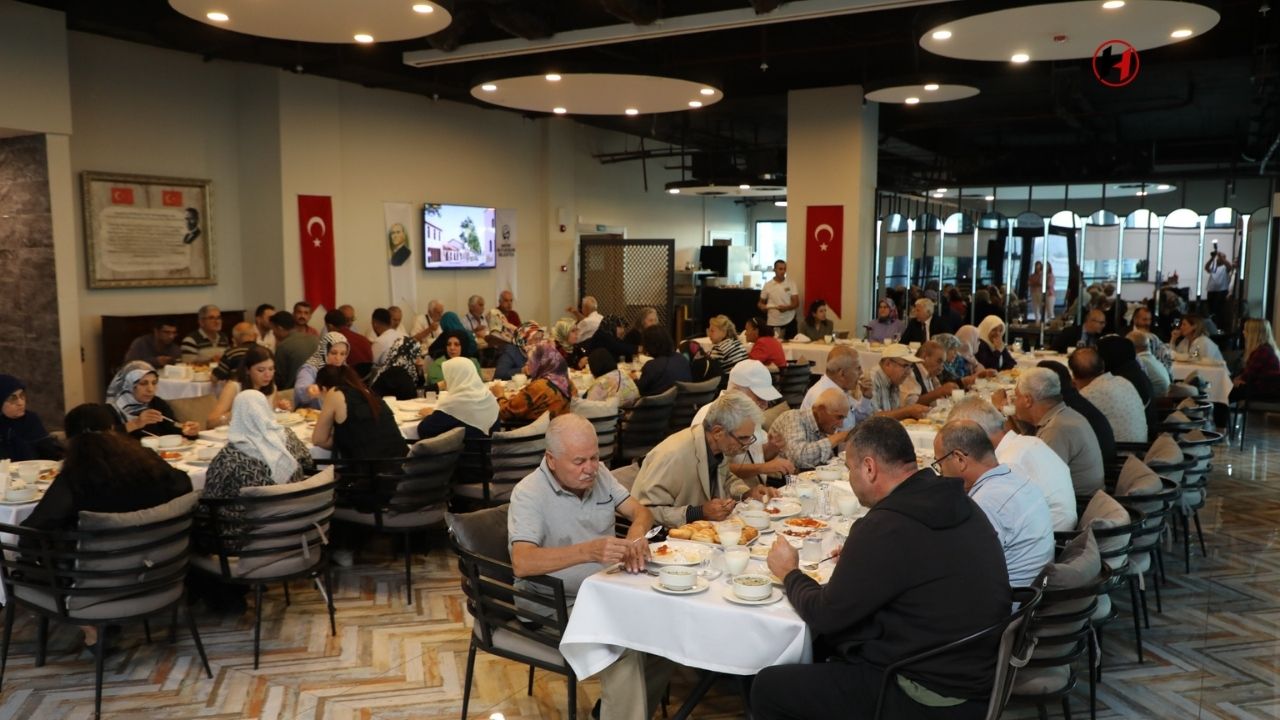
[5,423,1280,719]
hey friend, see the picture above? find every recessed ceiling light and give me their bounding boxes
[1102,0,1125,8]
[739,184,751,190]
[354,33,374,43]
[1011,53,1030,63]
[480,83,497,92]
[931,30,952,40]
[206,11,229,22]
[688,100,703,108]
[552,107,567,114]
[624,108,639,116]
[774,200,788,207]
[933,193,945,198]
[1136,190,1148,196]
[1157,183,1171,190]
[699,88,715,96]
[936,187,949,193]
[985,195,996,201]
[923,83,940,92]
[904,97,920,105]
[545,73,562,82]
[412,3,435,13]
[668,188,681,194]
[1170,28,1193,38]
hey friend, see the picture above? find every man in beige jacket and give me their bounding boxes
[633,393,774,528]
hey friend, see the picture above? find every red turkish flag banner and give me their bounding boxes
[161,190,183,207]
[297,195,336,312]
[110,187,134,205]
[805,205,843,317]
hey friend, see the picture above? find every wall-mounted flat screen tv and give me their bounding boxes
[423,203,496,269]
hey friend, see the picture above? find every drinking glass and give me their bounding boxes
[836,493,858,516]
[697,547,722,580]
[723,547,749,579]
[800,537,823,569]
[718,523,743,548]
[1012,338,1024,354]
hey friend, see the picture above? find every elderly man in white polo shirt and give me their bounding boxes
[801,346,873,432]
[567,296,604,343]
[508,414,668,720]
[862,344,930,422]
[692,360,796,482]
[947,395,1077,531]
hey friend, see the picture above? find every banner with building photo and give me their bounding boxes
[383,202,420,318]
[495,208,518,298]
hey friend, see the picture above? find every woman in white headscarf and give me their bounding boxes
[294,331,350,409]
[416,357,500,441]
[974,315,1016,371]
[105,360,199,438]
[203,391,315,500]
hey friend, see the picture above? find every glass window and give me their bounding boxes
[754,221,787,268]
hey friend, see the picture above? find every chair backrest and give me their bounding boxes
[669,377,721,432]
[1111,478,1178,551]
[778,361,814,408]
[0,494,199,617]
[574,399,621,467]
[167,393,218,429]
[620,386,677,460]
[196,472,337,578]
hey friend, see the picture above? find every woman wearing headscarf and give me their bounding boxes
[551,317,588,369]
[865,298,904,343]
[417,357,501,441]
[294,332,350,409]
[932,334,978,388]
[106,361,199,438]
[493,342,577,422]
[585,347,640,408]
[585,314,637,363]
[427,331,483,388]
[1096,334,1154,406]
[495,322,543,381]
[209,345,294,427]
[203,391,316,501]
[427,312,478,359]
[0,375,63,461]
[367,334,423,401]
[974,315,1016,371]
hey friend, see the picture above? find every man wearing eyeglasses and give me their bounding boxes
[932,421,1054,587]
[633,393,775,528]
[691,360,797,482]
[865,344,930,421]
[771,388,851,470]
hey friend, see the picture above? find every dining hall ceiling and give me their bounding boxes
[22,0,1280,191]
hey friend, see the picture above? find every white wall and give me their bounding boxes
[0,2,70,136]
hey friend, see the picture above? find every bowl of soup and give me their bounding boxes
[732,573,773,600]
[658,566,697,591]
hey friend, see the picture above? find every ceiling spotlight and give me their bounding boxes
[1136,190,1148,196]
[774,200,788,207]
[931,30,953,40]
[936,187,949,193]
[354,33,374,43]
[688,100,703,108]
[739,184,751,190]
[933,193,945,198]
[624,108,639,116]
[985,195,996,201]
[412,3,435,13]
[923,83,940,91]
[1102,0,1125,8]
[480,83,497,92]
[700,88,715,96]
[552,107,567,114]
[1157,183,1171,190]
[904,97,920,105]
[1011,53,1030,63]
[668,188,681,194]
[1170,28,1193,38]
[545,73,562,82]
[206,11,229,22]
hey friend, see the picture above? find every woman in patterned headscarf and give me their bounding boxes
[105,360,199,438]
[367,333,423,401]
[866,297,904,343]
[294,331,350,409]
[584,314,637,363]
[492,342,577,423]
[551,317,588,369]
[495,321,544,380]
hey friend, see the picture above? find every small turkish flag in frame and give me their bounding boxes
[162,189,183,207]
[110,187,134,205]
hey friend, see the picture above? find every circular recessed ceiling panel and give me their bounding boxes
[169,0,451,43]
[920,0,1219,62]
[665,182,787,198]
[472,74,722,116]
[865,84,979,104]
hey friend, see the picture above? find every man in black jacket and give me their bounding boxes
[900,298,947,344]
[753,417,1011,720]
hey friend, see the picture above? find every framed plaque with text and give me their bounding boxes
[81,171,215,288]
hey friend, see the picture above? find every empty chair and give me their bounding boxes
[617,386,677,464]
[776,361,815,408]
[572,398,621,467]
[669,377,721,432]
[454,413,550,507]
[329,427,465,604]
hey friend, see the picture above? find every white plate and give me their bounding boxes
[648,542,705,566]
[182,459,212,467]
[750,544,772,559]
[0,490,41,504]
[274,412,304,426]
[652,578,710,595]
[721,586,784,605]
[765,499,802,519]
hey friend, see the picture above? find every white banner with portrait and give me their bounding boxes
[382,202,420,317]
[495,208,518,298]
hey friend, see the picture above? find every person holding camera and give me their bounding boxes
[1204,243,1233,327]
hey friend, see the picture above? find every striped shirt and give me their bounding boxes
[710,337,749,372]
[180,329,229,363]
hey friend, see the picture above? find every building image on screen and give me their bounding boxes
[423,203,496,269]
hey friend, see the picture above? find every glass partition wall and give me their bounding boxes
[872,183,1277,345]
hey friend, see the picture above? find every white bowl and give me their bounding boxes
[158,435,185,449]
[658,566,697,591]
[140,437,161,450]
[740,510,772,530]
[195,446,218,461]
[732,573,773,600]
[815,466,843,483]
[5,487,37,502]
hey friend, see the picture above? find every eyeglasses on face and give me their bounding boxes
[930,448,965,474]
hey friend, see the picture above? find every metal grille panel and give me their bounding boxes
[579,238,675,330]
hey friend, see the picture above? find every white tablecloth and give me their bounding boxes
[156,377,213,400]
[1012,351,1231,404]
[693,337,885,376]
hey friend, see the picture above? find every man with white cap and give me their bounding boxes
[692,360,796,482]
[864,344,930,421]
[801,346,873,432]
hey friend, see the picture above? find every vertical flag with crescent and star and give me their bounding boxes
[805,205,843,316]
[298,195,336,311]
